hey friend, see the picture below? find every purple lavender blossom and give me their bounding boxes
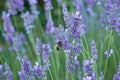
[35,38,42,55]
[12,36,20,52]
[18,71,27,80]
[62,29,70,50]
[113,62,120,80]
[85,0,97,6]
[83,72,96,80]
[91,40,98,60]
[66,54,80,73]
[62,3,71,27]
[73,0,82,11]
[77,62,82,79]
[19,56,34,80]
[28,0,40,18]
[83,60,94,76]
[87,7,95,16]
[34,62,46,80]
[21,11,35,34]
[2,12,15,33]
[42,44,51,70]
[46,20,55,34]
[19,33,26,45]
[67,55,76,73]
[54,25,64,43]
[44,0,53,11]
[116,13,120,34]
[70,11,83,39]
[6,0,24,15]
[113,74,120,80]
[73,40,82,56]
[2,12,15,43]
[104,49,113,58]
[2,33,14,43]
[4,63,13,80]
[105,0,118,29]
[114,0,120,7]
[12,33,25,53]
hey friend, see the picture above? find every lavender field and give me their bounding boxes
[0,0,120,80]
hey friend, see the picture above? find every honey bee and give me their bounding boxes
[55,41,63,51]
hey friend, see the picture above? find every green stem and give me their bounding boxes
[111,34,117,71]
[111,35,120,59]
[104,58,109,76]
[83,34,90,59]
[0,55,3,64]
[48,68,54,80]
[99,33,109,71]
[94,61,99,79]
[66,54,68,80]
[13,16,18,31]
[104,29,113,77]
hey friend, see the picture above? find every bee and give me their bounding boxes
[55,41,63,51]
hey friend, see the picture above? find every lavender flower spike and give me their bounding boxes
[113,61,120,80]
[2,11,15,43]
[28,0,40,18]
[19,56,34,80]
[91,40,98,60]
[42,44,51,70]
[62,3,71,27]
[83,60,96,80]
[4,63,13,80]
[6,0,24,15]
[35,38,42,55]
[83,60,93,76]
[21,11,35,34]
[44,0,53,11]
[34,62,46,80]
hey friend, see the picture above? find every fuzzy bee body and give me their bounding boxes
[55,41,63,51]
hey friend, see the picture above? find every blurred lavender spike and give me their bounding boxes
[62,3,71,28]
[70,11,83,39]
[85,0,97,6]
[21,11,35,34]
[104,49,113,58]
[6,0,24,15]
[4,63,13,80]
[19,56,35,80]
[105,0,118,29]
[83,60,94,76]
[28,0,40,19]
[44,0,53,11]
[12,33,26,53]
[113,61,120,80]
[83,60,96,80]
[34,62,46,80]
[46,20,55,34]
[2,12,15,33]
[42,44,51,70]
[2,12,15,43]
[35,38,42,55]
[116,13,120,34]
[91,40,98,60]
[73,0,82,11]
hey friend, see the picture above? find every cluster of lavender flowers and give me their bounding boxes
[0,0,120,80]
